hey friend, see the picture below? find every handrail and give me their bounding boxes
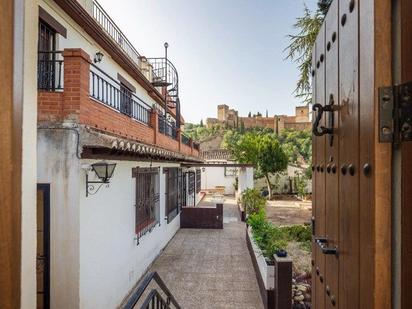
[92,0,141,66]
[89,63,152,125]
[38,51,64,91]
[122,272,181,309]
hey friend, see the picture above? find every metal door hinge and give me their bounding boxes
[379,81,412,145]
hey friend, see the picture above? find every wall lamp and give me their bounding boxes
[94,51,104,63]
[85,162,116,197]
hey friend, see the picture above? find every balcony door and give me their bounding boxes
[38,21,57,90]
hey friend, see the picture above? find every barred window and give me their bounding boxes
[188,172,195,195]
[196,169,201,193]
[165,168,183,223]
[132,167,160,240]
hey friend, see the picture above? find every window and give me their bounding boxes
[120,84,133,116]
[38,21,58,90]
[133,168,160,240]
[224,167,237,177]
[196,169,201,193]
[188,172,195,195]
[165,168,182,222]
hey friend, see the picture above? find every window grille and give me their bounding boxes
[196,169,201,193]
[165,168,182,223]
[133,168,160,242]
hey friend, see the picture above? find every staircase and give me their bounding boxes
[122,272,181,309]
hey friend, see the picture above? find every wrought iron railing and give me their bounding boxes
[89,64,152,125]
[92,0,141,66]
[181,134,191,146]
[147,58,179,109]
[158,114,177,140]
[38,51,64,91]
[122,272,181,309]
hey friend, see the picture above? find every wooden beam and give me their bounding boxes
[0,0,24,307]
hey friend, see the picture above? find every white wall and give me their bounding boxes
[38,129,182,309]
[21,0,39,307]
[37,129,81,309]
[237,167,254,197]
[201,166,237,195]
[79,160,181,309]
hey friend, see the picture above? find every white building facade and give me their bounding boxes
[35,0,203,307]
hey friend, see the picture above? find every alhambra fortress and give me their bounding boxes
[206,104,311,132]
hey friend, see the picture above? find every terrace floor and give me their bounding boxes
[148,196,264,308]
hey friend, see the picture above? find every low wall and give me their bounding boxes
[180,203,223,229]
[246,227,292,309]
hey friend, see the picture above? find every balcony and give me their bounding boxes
[37,48,199,159]
[91,0,180,118]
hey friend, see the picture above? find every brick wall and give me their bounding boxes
[38,91,64,122]
[37,48,199,157]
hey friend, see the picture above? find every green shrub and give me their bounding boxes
[248,213,312,260]
[241,188,266,215]
[281,224,311,243]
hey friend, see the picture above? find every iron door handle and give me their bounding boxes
[312,94,338,142]
[315,236,338,255]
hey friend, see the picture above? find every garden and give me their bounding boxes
[241,188,312,308]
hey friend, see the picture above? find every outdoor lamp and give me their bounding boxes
[94,51,104,63]
[86,162,116,197]
[91,162,116,182]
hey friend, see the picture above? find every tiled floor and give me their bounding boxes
[147,197,264,309]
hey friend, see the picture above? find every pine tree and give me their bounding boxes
[248,112,252,117]
[266,110,269,118]
[285,1,331,104]
[200,119,204,127]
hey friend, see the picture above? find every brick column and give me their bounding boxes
[150,109,159,144]
[62,48,91,122]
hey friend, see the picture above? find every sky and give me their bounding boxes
[98,0,317,123]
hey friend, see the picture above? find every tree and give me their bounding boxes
[248,111,252,117]
[256,135,288,198]
[200,119,204,127]
[285,1,331,104]
[266,110,269,118]
[227,132,288,199]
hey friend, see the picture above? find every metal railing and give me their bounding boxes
[158,114,177,140]
[122,272,181,309]
[89,64,152,125]
[147,58,179,108]
[38,51,64,91]
[92,0,141,66]
[181,134,191,146]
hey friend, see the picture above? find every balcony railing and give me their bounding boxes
[181,134,191,146]
[158,114,177,140]
[38,51,64,91]
[92,0,141,66]
[147,58,179,109]
[89,64,152,126]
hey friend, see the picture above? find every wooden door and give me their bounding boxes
[311,0,365,307]
[36,185,50,309]
[398,1,412,308]
[0,0,24,308]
